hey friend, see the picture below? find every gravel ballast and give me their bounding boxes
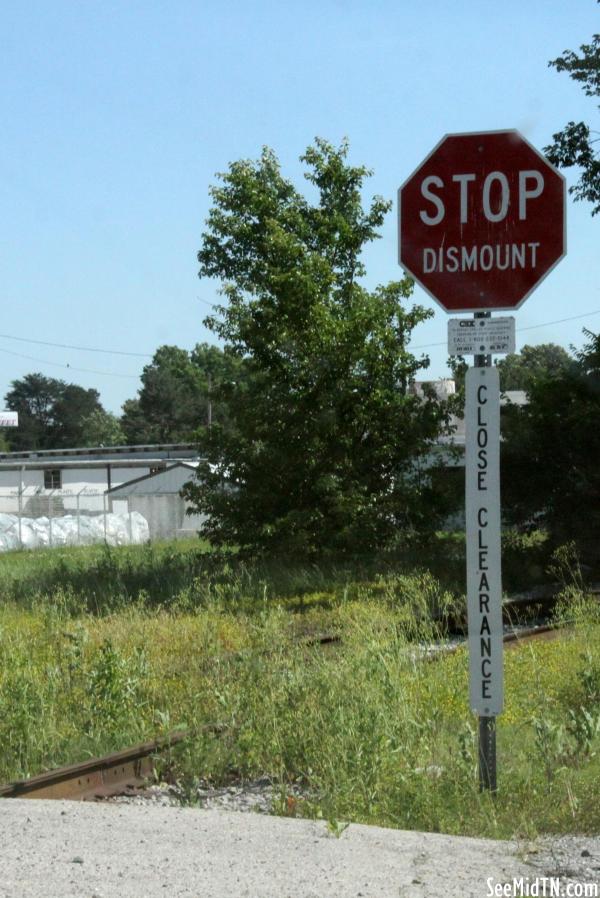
[2,798,599,898]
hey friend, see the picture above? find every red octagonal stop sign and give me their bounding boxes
[398,130,566,312]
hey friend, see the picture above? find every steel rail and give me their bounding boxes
[0,730,189,801]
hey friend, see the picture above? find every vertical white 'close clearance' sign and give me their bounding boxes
[465,366,503,716]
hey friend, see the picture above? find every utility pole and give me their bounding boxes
[207,372,212,431]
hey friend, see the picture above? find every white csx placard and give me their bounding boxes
[448,317,515,356]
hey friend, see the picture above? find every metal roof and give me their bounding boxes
[107,463,197,496]
[0,443,199,462]
[0,459,180,471]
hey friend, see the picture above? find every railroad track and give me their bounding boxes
[503,582,600,613]
[502,622,565,648]
[0,618,576,803]
[0,730,189,802]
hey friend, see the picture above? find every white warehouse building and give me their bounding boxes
[0,444,201,535]
[107,463,205,541]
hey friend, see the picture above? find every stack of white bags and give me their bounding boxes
[0,511,150,551]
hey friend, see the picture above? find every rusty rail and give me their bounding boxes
[503,582,600,612]
[426,622,571,663]
[0,730,188,801]
[502,622,564,647]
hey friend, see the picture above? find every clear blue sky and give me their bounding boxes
[1,1,598,413]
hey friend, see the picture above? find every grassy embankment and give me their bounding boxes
[1,536,599,839]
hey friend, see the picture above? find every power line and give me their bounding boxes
[518,310,600,332]
[0,305,597,364]
[409,309,600,350]
[197,294,219,309]
[0,333,153,358]
[0,295,219,356]
[0,346,140,379]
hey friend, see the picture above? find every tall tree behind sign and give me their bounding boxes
[183,139,453,557]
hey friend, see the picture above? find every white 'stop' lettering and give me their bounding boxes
[419,170,545,225]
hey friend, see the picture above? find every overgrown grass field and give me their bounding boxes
[1,538,599,840]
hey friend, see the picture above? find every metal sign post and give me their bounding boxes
[467,312,503,792]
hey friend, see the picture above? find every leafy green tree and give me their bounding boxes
[4,374,56,450]
[544,13,600,215]
[447,356,467,393]
[501,330,600,554]
[119,398,148,445]
[183,139,452,557]
[121,343,242,444]
[189,343,246,434]
[495,343,573,393]
[50,383,106,448]
[121,346,204,444]
[79,408,126,447]
[4,374,105,451]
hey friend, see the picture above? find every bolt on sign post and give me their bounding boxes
[398,130,566,792]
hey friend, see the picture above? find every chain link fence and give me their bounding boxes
[0,487,204,550]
